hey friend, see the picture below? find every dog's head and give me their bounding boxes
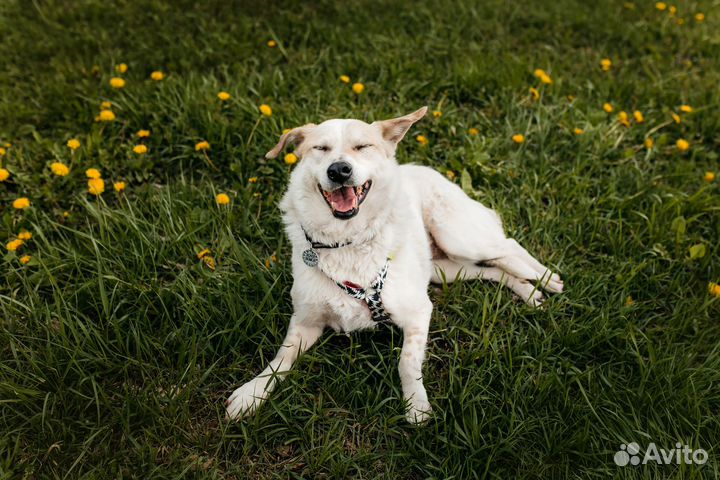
[269,107,427,234]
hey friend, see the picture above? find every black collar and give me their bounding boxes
[302,227,353,250]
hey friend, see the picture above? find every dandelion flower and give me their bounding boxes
[202,255,216,270]
[644,138,654,149]
[0,147,5,156]
[433,110,442,118]
[114,181,126,192]
[512,134,525,144]
[573,128,584,135]
[533,69,547,78]
[267,40,277,48]
[679,105,693,113]
[86,168,101,179]
[0,168,10,181]
[284,152,298,165]
[67,138,81,150]
[217,91,231,101]
[416,135,428,146]
[352,82,365,94]
[709,282,720,297]
[195,141,210,151]
[633,110,644,123]
[539,73,552,84]
[695,13,705,22]
[704,172,715,182]
[446,170,456,180]
[18,231,32,241]
[529,87,540,100]
[468,128,479,136]
[600,58,612,71]
[669,5,677,15]
[97,110,116,122]
[63,211,70,218]
[603,103,614,113]
[618,111,631,127]
[50,162,70,176]
[6,239,23,251]
[13,197,30,209]
[150,71,165,81]
[101,101,112,109]
[339,75,350,83]
[133,144,148,154]
[109,77,126,89]
[655,2,667,10]
[248,177,258,183]
[676,138,690,151]
[259,104,272,116]
[671,112,681,124]
[137,129,150,138]
[216,193,230,205]
[197,248,211,259]
[115,63,128,73]
[87,178,105,195]
[19,255,31,264]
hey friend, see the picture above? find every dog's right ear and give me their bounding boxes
[265,124,316,159]
[374,106,428,144]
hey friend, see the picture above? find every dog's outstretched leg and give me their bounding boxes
[226,313,323,420]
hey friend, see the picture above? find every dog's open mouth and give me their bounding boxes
[319,180,372,219]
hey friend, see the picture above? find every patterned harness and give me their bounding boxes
[302,227,392,323]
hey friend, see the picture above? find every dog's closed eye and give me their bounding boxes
[354,144,372,151]
[313,145,330,152]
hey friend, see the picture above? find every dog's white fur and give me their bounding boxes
[226,107,563,423]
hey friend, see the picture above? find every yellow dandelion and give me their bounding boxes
[669,5,677,15]
[533,69,547,78]
[133,144,148,155]
[618,111,631,127]
[137,129,150,138]
[216,193,230,205]
[0,147,5,156]
[217,91,231,101]
[109,77,126,89]
[18,231,32,241]
[151,71,165,81]
[352,82,365,94]
[446,170,456,180]
[97,109,116,122]
[197,248,211,259]
[709,282,720,297]
[13,197,30,209]
[0,168,9,182]
[195,141,210,151]
[88,178,105,195]
[512,134,525,144]
[63,211,70,218]
[703,172,715,182]
[695,13,705,22]
[115,63,128,73]
[603,103,614,113]
[267,40,277,48]
[50,162,70,176]
[416,135,428,146]
[259,104,272,116]
[633,110,644,123]
[644,137,654,149]
[625,296,634,306]
[600,58,612,71]
[468,127,479,136]
[339,75,350,84]
[101,101,112,109]
[655,2,667,10]
[529,86,540,100]
[433,110,442,118]
[6,239,23,251]
[539,73,553,84]
[248,177,258,183]
[284,152,298,165]
[679,105,693,113]
[202,255,216,270]
[19,255,31,264]
[114,181,126,192]
[67,138,81,150]
[573,128,584,135]
[86,168,101,179]
[676,138,690,151]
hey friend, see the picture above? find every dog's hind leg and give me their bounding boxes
[432,259,545,306]
[226,313,324,420]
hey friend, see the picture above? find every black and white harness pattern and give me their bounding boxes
[334,260,391,323]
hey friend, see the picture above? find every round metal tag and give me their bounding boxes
[302,248,319,267]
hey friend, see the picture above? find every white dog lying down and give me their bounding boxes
[226,107,563,423]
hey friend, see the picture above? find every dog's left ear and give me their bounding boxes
[265,124,316,159]
[373,106,428,144]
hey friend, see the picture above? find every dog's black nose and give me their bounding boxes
[327,161,353,183]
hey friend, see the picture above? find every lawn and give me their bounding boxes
[1,0,719,478]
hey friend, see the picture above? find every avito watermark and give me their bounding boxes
[614,442,708,466]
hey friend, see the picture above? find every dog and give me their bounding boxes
[226,106,563,423]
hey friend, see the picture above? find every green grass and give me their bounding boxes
[1,0,720,477]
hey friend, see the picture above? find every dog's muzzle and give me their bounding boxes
[319,180,372,220]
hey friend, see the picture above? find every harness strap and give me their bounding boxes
[334,259,391,323]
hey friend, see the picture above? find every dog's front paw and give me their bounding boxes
[225,380,266,421]
[405,397,432,424]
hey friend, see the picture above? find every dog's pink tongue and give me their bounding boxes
[328,186,357,212]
